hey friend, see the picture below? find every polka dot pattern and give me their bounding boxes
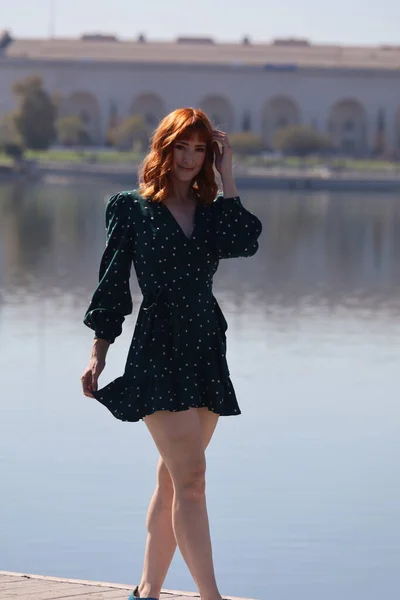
[83,189,262,422]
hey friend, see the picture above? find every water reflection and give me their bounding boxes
[1,181,400,600]
[2,182,400,315]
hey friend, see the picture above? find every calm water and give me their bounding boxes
[0,181,399,600]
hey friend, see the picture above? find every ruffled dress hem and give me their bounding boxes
[92,373,241,422]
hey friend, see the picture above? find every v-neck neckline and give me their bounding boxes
[161,201,200,242]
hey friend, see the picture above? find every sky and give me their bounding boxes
[2,0,400,46]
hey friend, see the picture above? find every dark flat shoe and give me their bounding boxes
[127,585,158,600]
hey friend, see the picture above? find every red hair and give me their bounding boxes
[138,107,219,205]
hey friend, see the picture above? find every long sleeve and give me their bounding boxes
[83,192,135,343]
[211,194,262,259]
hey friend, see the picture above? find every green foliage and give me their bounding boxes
[230,132,265,156]
[372,108,386,157]
[0,113,23,146]
[0,113,24,161]
[241,110,252,132]
[4,143,24,161]
[108,115,149,150]
[272,125,332,156]
[12,75,57,150]
[56,115,87,146]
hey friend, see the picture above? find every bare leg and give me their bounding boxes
[135,456,175,599]
[137,408,219,599]
[141,407,223,600]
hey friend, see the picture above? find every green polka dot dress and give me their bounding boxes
[83,189,262,422]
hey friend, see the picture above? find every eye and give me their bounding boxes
[196,147,205,152]
[175,144,184,150]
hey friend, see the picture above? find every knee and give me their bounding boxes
[176,461,206,500]
[155,459,174,508]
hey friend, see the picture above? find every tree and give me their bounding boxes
[241,110,252,132]
[0,113,22,146]
[12,75,57,150]
[4,142,24,161]
[108,115,149,150]
[0,113,24,161]
[272,124,332,156]
[373,108,386,157]
[230,132,264,156]
[105,100,120,146]
[56,115,86,146]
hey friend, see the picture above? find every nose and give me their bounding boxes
[182,150,195,166]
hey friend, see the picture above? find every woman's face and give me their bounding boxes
[171,133,207,182]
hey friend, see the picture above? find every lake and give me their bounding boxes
[0,181,399,600]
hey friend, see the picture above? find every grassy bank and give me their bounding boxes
[0,149,143,165]
[245,155,400,172]
[2,149,400,173]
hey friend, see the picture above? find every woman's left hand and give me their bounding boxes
[212,130,233,178]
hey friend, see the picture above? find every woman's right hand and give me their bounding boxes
[81,357,106,398]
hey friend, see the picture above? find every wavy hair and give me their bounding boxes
[138,107,219,205]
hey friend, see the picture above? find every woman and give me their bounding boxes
[81,108,262,600]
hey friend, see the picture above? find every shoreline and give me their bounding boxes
[3,160,400,191]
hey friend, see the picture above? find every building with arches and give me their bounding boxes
[1,33,400,154]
